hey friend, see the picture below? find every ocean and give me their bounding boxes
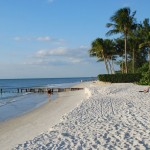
[0,77,96,122]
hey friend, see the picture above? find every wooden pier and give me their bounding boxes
[0,87,84,94]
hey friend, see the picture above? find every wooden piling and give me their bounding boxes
[0,87,84,94]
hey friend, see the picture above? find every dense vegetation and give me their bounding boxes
[98,73,141,83]
[89,7,150,85]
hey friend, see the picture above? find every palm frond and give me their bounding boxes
[139,42,150,49]
[106,29,120,36]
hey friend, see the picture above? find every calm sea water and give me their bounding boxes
[0,77,96,121]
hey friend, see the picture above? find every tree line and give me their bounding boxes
[89,7,150,76]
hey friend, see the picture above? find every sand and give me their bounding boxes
[1,82,150,149]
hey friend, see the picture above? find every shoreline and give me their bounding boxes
[0,81,93,150]
[0,82,84,122]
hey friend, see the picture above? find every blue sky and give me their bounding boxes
[0,0,149,79]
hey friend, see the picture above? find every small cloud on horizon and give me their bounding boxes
[13,36,23,41]
[47,0,54,3]
[13,36,65,45]
[36,36,53,41]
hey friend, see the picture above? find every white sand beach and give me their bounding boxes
[1,82,150,149]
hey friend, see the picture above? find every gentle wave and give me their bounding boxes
[0,92,31,107]
[46,82,79,88]
[0,82,77,107]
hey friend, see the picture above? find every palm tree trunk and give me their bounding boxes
[148,49,150,71]
[132,48,135,73]
[104,58,109,74]
[102,49,109,74]
[121,58,124,74]
[124,35,128,73]
[111,56,115,74]
[108,59,113,74]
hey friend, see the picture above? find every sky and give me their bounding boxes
[0,0,149,79]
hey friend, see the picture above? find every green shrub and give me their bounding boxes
[137,62,149,73]
[98,73,142,83]
[139,70,150,85]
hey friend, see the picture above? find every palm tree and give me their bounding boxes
[128,28,141,73]
[89,38,109,74]
[89,38,116,74]
[106,7,136,73]
[139,19,150,70]
[139,33,150,70]
[103,39,116,74]
[114,38,125,73]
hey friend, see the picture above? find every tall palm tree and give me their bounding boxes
[139,19,150,70]
[114,38,125,73]
[106,7,136,73]
[139,33,150,70]
[128,28,141,73]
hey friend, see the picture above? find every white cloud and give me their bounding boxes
[47,0,54,3]
[23,59,48,65]
[14,37,22,41]
[25,46,93,66]
[36,36,52,41]
[35,46,88,58]
[68,57,82,64]
[36,47,67,57]
[13,36,31,41]
[36,50,48,57]
[13,36,65,45]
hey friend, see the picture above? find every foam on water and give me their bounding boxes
[0,93,50,122]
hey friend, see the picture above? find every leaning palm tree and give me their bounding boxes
[89,38,116,74]
[106,7,136,73]
[103,39,116,74]
[89,38,109,74]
